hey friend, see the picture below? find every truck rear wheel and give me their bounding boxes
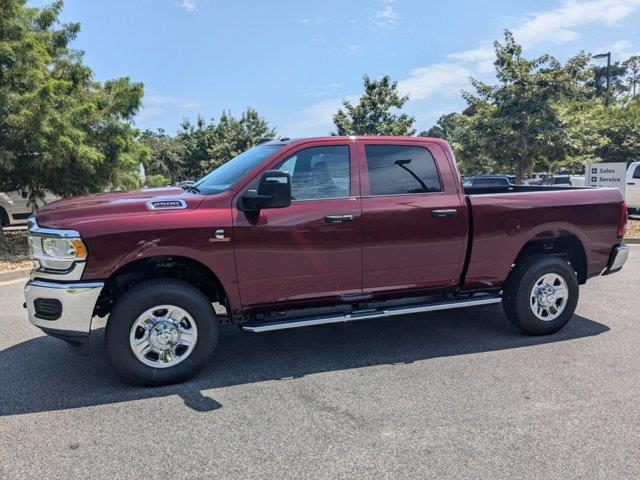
[106,279,218,386]
[502,255,579,335]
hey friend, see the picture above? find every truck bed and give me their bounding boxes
[463,185,588,195]
[462,186,623,290]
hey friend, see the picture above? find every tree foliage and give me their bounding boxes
[333,75,415,136]
[623,55,640,96]
[206,107,275,172]
[141,108,275,182]
[0,0,147,207]
[586,61,629,100]
[425,31,640,179]
[456,31,592,181]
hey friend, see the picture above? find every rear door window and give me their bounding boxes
[634,165,640,179]
[364,145,441,195]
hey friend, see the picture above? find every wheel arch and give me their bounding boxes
[512,229,588,284]
[95,255,234,323]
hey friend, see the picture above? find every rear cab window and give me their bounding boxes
[634,165,640,179]
[364,145,441,196]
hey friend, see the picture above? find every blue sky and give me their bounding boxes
[36,0,640,137]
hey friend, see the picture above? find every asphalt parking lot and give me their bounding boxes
[1,247,639,479]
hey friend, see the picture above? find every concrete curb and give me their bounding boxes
[624,238,640,245]
[0,268,30,283]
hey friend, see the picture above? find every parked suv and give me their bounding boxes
[462,175,515,188]
[1,191,58,228]
[626,161,640,212]
[24,136,629,385]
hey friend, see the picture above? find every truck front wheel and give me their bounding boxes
[502,255,579,335]
[106,279,218,386]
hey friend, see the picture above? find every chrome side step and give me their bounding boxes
[241,295,502,333]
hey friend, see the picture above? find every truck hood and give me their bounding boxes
[36,188,205,230]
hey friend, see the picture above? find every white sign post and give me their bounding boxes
[585,162,626,194]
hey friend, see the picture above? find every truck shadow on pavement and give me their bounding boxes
[0,305,609,416]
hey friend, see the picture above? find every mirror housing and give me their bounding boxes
[240,170,292,211]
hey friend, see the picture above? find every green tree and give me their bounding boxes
[206,107,275,172]
[586,61,629,101]
[623,55,640,96]
[142,108,275,184]
[139,128,184,184]
[562,95,640,166]
[456,31,591,180]
[419,113,462,141]
[332,75,415,136]
[0,0,146,207]
[175,116,217,181]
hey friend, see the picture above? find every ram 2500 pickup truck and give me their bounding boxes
[24,136,630,385]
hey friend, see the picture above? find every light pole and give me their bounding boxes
[593,52,611,106]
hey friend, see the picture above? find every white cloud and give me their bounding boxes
[348,44,360,51]
[180,0,196,12]
[291,0,640,135]
[137,106,162,121]
[594,39,640,59]
[283,96,360,136]
[284,98,344,136]
[370,5,399,28]
[447,45,495,74]
[513,0,640,46]
[447,46,493,63]
[398,63,473,100]
[304,83,343,98]
[146,95,201,109]
[299,17,328,25]
[399,0,640,106]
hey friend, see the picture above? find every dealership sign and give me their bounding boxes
[585,162,626,193]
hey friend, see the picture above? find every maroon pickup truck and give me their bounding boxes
[24,136,629,385]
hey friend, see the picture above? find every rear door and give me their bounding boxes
[233,142,363,309]
[359,140,467,295]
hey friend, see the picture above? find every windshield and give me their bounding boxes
[194,144,283,195]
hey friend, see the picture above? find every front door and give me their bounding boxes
[233,143,362,309]
[359,141,467,295]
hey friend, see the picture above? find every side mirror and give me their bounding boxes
[240,170,292,212]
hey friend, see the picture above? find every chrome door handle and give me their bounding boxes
[432,209,458,218]
[325,214,354,223]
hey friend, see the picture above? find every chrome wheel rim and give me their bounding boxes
[129,305,198,368]
[530,273,569,321]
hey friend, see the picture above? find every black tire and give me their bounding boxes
[502,254,579,335]
[0,206,9,227]
[106,279,218,386]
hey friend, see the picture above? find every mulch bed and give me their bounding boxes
[0,230,31,273]
[627,218,640,239]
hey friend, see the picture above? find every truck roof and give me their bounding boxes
[262,136,450,147]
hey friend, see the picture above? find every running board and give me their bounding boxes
[241,295,502,333]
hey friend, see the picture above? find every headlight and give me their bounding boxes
[28,235,87,271]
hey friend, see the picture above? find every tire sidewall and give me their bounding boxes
[511,257,579,335]
[106,280,218,386]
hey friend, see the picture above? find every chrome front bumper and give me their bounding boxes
[24,279,104,337]
[602,244,629,275]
